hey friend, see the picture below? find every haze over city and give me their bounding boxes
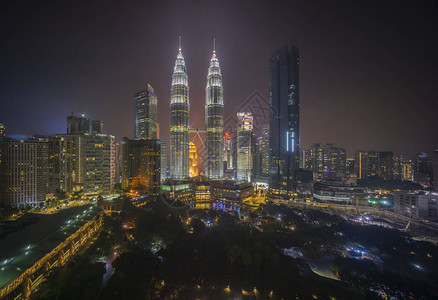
[1,1,438,299]
[1,0,437,156]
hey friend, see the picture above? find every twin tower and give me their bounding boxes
[170,39,223,179]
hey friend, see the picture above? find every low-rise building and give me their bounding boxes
[313,180,366,205]
[394,191,438,221]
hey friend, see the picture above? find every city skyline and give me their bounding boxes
[1,1,437,158]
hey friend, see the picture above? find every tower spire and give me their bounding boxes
[179,36,182,51]
[213,38,216,58]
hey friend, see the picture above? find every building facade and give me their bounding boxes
[48,135,75,194]
[205,46,224,179]
[134,84,158,140]
[1,138,49,207]
[170,44,190,179]
[394,191,438,221]
[236,112,253,182]
[223,133,234,173]
[309,143,346,179]
[260,124,270,179]
[122,138,161,196]
[269,45,300,196]
[81,133,115,195]
[67,115,90,134]
[160,139,167,181]
[189,142,198,177]
[91,120,103,134]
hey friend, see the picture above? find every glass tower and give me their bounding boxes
[170,41,190,179]
[269,45,300,196]
[135,84,157,140]
[205,42,224,179]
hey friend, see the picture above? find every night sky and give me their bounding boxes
[1,0,437,158]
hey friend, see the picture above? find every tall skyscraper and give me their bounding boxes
[260,124,270,179]
[50,134,83,191]
[269,45,300,196]
[135,84,158,140]
[379,151,394,180]
[205,41,224,179]
[48,135,75,193]
[160,140,167,181]
[189,142,199,177]
[223,133,233,170]
[253,136,263,180]
[67,114,90,134]
[170,40,190,179]
[237,112,253,182]
[0,138,48,207]
[81,133,115,194]
[355,151,369,180]
[402,159,414,181]
[122,138,161,196]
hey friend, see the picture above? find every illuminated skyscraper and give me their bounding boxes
[260,124,270,178]
[122,138,161,196]
[205,40,224,179]
[170,39,189,179]
[0,138,49,207]
[223,133,233,170]
[135,84,157,139]
[309,143,346,179]
[189,142,198,177]
[237,112,253,182]
[269,45,300,196]
[160,140,167,181]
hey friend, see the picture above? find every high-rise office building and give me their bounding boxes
[414,153,433,187]
[135,84,158,140]
[92,120,103,134]
[269,45,300,196]
[114,141,122,184]
[223,133,233,171]
[170,41,190,179]
[122,138,161,196]
[355,151,368,180]
[237,112,253,182]
[160,140,167,181]
[48,136,75,194]
[346,157,355,175]
[50,134,83,191]
[378,151,394,180]
[67,114,90,134]
[260,124,270,179]
[393,154,403,180]
[0,138,48,207]
[367,151,380,177]
[81,133,115,194]
[402,159,414,181]
[189,142,199,177]
[309,143,346,179]
[205,42,224,179]
[253,136,263,180]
